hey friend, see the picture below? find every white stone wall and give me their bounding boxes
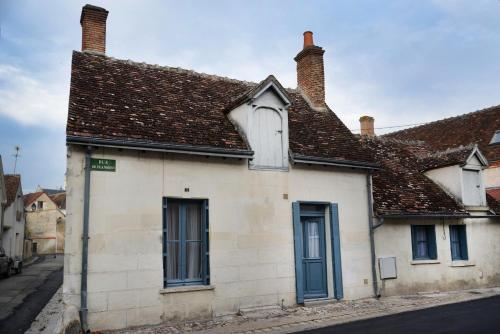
[64,145,374,330]
[374,218,500,296]
[1,185,25,259]
[485,166,500,188]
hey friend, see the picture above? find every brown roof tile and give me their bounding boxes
[4,175,21,207]
[23,192,44,207]
[361,137,466,216]
[49,192,66,210]
[66,52,374,166]
[384,105,500,162]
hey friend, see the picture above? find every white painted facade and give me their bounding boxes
[374,217,500,296]
[64,146,374,330]
[1,183,25,260]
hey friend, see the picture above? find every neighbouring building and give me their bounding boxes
[64,5,380,331]
[1,174,26,269]
[24,190,66,255]
[384,106,500,200]
[0,156,5,243]
[359,117,500,296]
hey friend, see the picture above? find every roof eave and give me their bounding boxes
[67,136,254,159]
[290,153,380,170]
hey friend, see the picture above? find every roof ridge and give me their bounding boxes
[385,104,500,137]
[76,51,260,86]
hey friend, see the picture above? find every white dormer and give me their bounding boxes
[228,76,291,170]
[425,146,489,208]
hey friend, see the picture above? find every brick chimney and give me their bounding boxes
[294,31,326,109]
[80,4,109,54]
[359,116,375,137]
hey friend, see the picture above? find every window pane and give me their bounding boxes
[307,222,320,258]
[167,242,180,280]
[186,241,202,279]
[416,227,428,258]
[167,202,180,241]
[186,202,202,241]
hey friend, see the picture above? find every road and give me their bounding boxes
[301,294,500,334]
[0,255,63,333]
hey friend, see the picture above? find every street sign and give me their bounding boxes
[90,158,116,172]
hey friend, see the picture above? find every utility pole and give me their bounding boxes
[13,145,21,174]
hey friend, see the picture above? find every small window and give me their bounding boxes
[37,201,44,210]
[411,225,437,260]
[490,131,500,144]
[449,225,468,261]
[163,198,209,287]
[31,203,36,211]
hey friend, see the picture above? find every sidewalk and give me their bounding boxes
[27,286,500,334]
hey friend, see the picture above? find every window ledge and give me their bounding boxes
[450,260,475,267]
[159,285,215,294]
[411,259,440,265]
[464,206,489,212]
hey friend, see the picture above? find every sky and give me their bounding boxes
[0,0,499,191]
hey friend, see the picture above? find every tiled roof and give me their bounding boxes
[4,175,20,207]
[23,192,44,207]
[487,188,500,201]
[487,193,500,214]
[418,145,475,171]
[384,105,500,162]
[49,192,66,210]
[67,51,375,166]
[361,137,466,216]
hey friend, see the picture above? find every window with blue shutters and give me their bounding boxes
[449,225,468,261]
[411,225,437,260]
[162,198,209,287]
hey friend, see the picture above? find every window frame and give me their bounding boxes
[162,198,209,288]
[411,225,437,260]
[449,225,468,261]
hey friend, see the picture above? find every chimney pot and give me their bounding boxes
[80,4,109,54]
[359,116,375,137]
[303,31,314,48]
[294,31,326,109]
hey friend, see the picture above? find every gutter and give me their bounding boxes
[366,173,379,298]
[80,147,92,333]
[67,136,253,159]
[290,153,380,170]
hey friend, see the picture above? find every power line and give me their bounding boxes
[350,122,428,132]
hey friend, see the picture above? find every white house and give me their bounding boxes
[1,174,26,272]
[359,117,500,296]
[63,5,379,332]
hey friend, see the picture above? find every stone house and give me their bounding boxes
[358,117,500,296]
[24,191,66,254]
[64,5,380,331]
[1,174,26,267]
[63,4,500,332]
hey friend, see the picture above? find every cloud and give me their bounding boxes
[0,65,68,127]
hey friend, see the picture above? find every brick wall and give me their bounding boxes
[295,46,325,109]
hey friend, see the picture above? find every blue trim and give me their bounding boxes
[329,203,344,300]
[450,225,468,261]
[411,225,437,260]
[292,202,304,304]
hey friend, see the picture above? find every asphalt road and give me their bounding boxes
[0,255,63,333]
[301,294,500,334]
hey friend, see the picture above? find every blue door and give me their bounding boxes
[302,217,327,299]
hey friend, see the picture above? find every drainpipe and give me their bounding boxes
[80,146,92,333]
[366,173,380,298]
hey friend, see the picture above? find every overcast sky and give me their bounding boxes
[1,0,499,191]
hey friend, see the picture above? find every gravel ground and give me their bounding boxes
[99,287,500,334]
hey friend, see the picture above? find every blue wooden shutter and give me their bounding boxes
[292,202,304,304]
[329,203,344,300]
[410,226,418,260]
[203,200,210,284]
[427,225,437,260]
[162,197,168,287]
[459,225,468,260]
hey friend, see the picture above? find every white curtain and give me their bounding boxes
[416,228,427,258]
[186,203,202,279]
[308,222,320,258]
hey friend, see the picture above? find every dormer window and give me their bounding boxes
[227,76,291,171]
[490,131,500,144]
[462,169,484,206]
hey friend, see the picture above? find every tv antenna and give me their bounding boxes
[13,145,21,174]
